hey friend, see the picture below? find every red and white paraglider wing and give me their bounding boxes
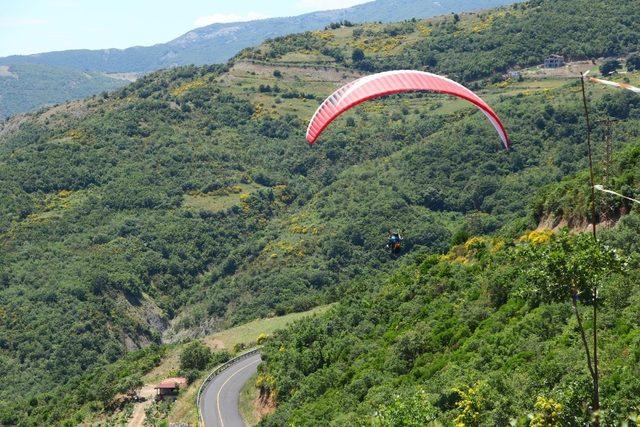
[306,70,510,150]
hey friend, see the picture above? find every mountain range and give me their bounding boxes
[0,0,522,119]
[0,0,522,72]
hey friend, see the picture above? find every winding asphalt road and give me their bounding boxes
[200,353,262,427]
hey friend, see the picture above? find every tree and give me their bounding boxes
[355,59,375,72]
[626,54,640,72]
[520,231,626,425]
[599,59,621,76]
[179,341,212,371]
[454,382,489,427]
[530,396,564,427]
[373,388,437,426]
[119,375,143,397]
[352,48,366,63]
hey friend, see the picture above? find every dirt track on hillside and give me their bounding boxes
[126,385,155,427]
[230,60,361,83]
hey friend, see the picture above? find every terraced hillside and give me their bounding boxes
[0,0,523,119]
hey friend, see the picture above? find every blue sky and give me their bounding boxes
[0,0,369,57]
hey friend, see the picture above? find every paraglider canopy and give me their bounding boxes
[306,70,511,149]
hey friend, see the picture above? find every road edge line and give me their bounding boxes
[196,347,262,426]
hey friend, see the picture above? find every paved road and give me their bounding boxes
[200,353,262,427]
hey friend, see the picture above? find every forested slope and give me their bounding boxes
[1,0,640,424]
[243,0,640,82]
[0,64,128,119]
[258,222,640,425]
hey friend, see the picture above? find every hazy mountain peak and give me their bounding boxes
[0,0,523,119]
[0,0,522,74]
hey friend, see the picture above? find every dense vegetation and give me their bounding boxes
[258,224,640,425]
[1,0,639,424]
[245,0,640,83]
[179,341,230,384]
[0,345,165,425]
[534,130,640,228]
[0,63,127,119]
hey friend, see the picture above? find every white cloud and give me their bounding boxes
[0,18,48,28]
[194,12,270,27]
[296,0,370,11]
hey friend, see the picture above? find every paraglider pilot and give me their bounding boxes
[387,230,404,253]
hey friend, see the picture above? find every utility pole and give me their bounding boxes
[603,122,612,185]
[580,72,598,240]
[596,118,619,222]
[580,71,600,426]
[595,118,618,185]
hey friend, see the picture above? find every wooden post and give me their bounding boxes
[580,72,600,426]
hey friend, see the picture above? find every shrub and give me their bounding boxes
[600,59,621,76]
[352,48,365,63]
[626,54,640,71]
[179,341,212,371]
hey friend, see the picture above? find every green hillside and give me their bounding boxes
[242,0,640,82]
[0,63,128,119]
[258,224,640,425]
[0,0,639,424]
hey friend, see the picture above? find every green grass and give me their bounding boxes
[203,304,333,350]
[278,52,335,63]
[183,183,263,212]
[239,373,260,426]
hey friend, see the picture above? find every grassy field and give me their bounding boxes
[202,304,333,350]
[183,183,264,213]
[168,376,203,426]
[218,61,353,121]
[278,52,335,63]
